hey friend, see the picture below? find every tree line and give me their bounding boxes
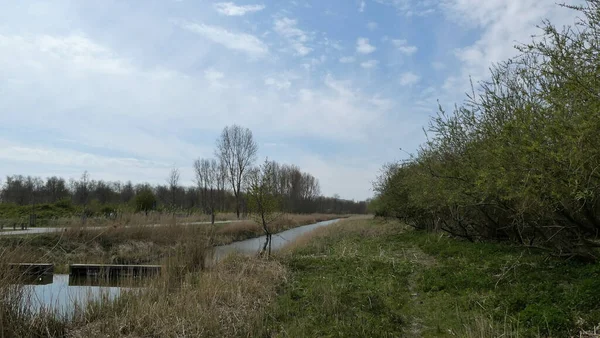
[372,2,600,261]
[1,125,367,219]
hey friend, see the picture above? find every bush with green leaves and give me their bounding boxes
[375,1,600,260]
[134,187,157,216]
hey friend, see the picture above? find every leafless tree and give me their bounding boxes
[194,158,220,224]
[167,168,180,215]
[217,158,227,212]
[80,171,89,224]
[216,125,258,219]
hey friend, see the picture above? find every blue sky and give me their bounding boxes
[0,0,580,200]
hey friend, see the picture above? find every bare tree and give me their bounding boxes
[216,125,258,219]
[194,158,219,224]
[217,158,227,212]
[167,168,180,215]
[80,171,90,224]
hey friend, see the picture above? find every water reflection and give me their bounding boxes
[23,274,133,316]
[20,273,53,285]
[68,275,147,287]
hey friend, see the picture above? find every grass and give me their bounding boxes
[265,218,600,337]
[6,216,594,337]
[0,214,284,337]
[0,206,243,229]
[0,213,342,273]
[0,255,286,337]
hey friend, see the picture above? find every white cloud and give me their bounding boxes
[295,153,379,200]
[204,69,224,81]
[439,0,579,99]
[373,0,436,17]
[204,69,226,88]
[0,140,170,170]
[367,22,378,30]
[213,2,265,16]
[0,34,134,76]
[273,17,312,56]
[360,59,379,69]
[399,71,420,86]
[265,77,290,89]
[431,61,445,70]
[0,2,422,201]
[339,56,355,63]
[359,1,366,12]
[356,37,376,54]
[391,39,417,55]
[177,20,268,57]
[0,31,389,146]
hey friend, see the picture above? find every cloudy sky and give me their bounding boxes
[0,0,581,200]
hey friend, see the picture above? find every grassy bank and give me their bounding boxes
[6,217,595,337]
[0,213,342,272]
[266,218,600,337]
[0,210,240,229]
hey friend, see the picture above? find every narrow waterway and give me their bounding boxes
[213,218,340,261]
[20,218,341,315]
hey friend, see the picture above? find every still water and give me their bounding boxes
[22,274,128,316]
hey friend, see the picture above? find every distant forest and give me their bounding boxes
[0,125,368,220]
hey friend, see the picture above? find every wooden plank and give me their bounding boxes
[8,263,54,276]
[69,264,162,279]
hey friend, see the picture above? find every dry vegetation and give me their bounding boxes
[0,213,343,337]
[5,217,598,337]
[3,211,240,230]
[0,214,315,337]
[67,256,286,337]
[0,213,342,272]
[0,254,286,337]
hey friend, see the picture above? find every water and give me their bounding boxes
[22,274,129,316]
[213,218,340,261]
[21,218,340,315]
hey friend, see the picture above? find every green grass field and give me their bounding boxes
[266,218,600,337]
[3,217,599,337]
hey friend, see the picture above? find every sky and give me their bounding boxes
[0,0,582,200]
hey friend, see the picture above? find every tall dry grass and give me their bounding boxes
[66,255,286,337]
[12,211,240,229]
[0,213,343,272]
[0,251,70,337]
[0,252,285,337]
[0,213,342,336]
[0,218,286,337]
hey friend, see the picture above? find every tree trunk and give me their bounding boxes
[268,234,272,256]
